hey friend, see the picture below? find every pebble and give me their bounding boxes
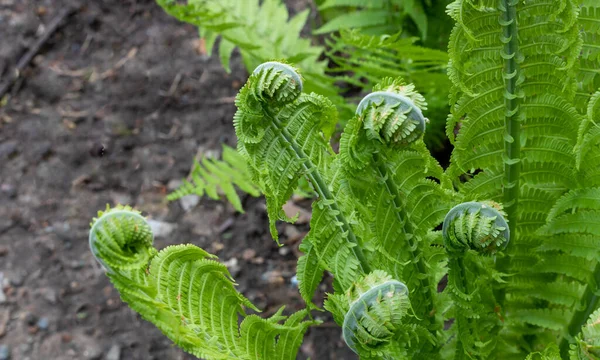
[37,317,49,330]
[105,344,121,360]
[0,345,9,360]
[179,194,200,212]
[41,288,57,304]
[223,258,240,276]
[290,275,298,288]
[147,219,177,238]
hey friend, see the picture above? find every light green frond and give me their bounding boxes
[89,205,319,360]
[234,62,372,309]
[167,145,261,213]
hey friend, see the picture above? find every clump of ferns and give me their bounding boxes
[89,56,600,360]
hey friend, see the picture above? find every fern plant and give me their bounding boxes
[90,1,600,359]
[167,144,260,213]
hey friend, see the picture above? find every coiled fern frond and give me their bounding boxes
[325,270,415,359]
[89,205,318,360]
[442,201,509,256]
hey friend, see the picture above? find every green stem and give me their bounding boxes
[449,256,478,359]
[270,114,372,274]
[373,151,436,328]
[497,0,521,304]
[559,262,600,357]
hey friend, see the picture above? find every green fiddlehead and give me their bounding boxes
[325,270,417,359]
[89,205,318,360]
[442,201,510,359]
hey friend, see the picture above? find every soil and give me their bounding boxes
[0,0,356,359]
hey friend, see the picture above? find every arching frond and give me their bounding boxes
[89,206,318,360]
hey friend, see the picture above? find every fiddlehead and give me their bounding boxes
[235,61,371,309]
[89,205,318,360]
[442,201,510,359]
[442,201,510,256]
[89,205,156,271]
[355,78,429,147]
[325,270,419,359]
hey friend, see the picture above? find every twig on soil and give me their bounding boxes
[0,6,77,100]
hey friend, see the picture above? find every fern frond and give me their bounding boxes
[445,0,599,355]
[167,145,260,212]
[155,0,338,99]
[235,62,372,310]
[89,205,319,360]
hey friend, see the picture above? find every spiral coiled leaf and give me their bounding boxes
[325,270,411,358]
[443,201,510,256]
[355,78,428,147]
[89,205,155,271]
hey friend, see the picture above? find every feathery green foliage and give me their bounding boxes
[93,0,600,358]
[167,145,260,213]
[89,205,318,360]
[316,0,432,39]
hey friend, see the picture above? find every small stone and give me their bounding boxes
[36,317,49,330]
[179,194,200,212]
[261,271,284,286]
[278,246,291,256]
[41,288,57,304]
[283,225,303,243]
[290,275,298,288]
[223,258,240,276]
[147,219,177,238]
[10,272,25,287]
[242,249,256,261]
[105,344,121,360]
[282,201,311,224]
[167,179,182,191]
[0,247,7,256]
[0,345,9,360]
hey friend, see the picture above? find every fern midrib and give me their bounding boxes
[496,0,521,307]
[267,110,372,274]
[373,152,436,331]
[449,256,479,359]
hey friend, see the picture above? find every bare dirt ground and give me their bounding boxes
[0,0,356,359]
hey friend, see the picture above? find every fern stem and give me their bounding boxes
[373,151,436,329]
[270,113,372,275]
[559,262,600,357]
[497,0,522,303]
[448,256,477,359]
